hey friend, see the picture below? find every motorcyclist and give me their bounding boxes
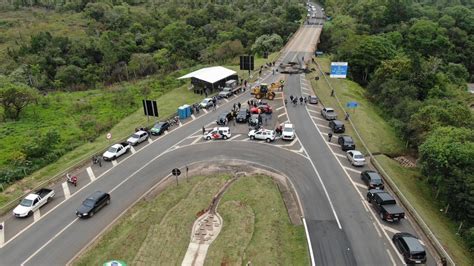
[299,96,304,105]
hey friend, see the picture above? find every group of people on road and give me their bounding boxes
[286,95,308,106]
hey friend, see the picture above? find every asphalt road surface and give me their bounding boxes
[0,4,437,266]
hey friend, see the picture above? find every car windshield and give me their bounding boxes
[372,178,382,184]
[327,109,334,113]
[154,123,163,129]
[20,199,33,207]
[107,147,118,153]
[83,199,96,208]
[354,154,364,159]
[345,138,353,143]
[283,128,293,132]
[131,133,140,139]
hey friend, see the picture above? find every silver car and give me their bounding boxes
[347,150,366,166]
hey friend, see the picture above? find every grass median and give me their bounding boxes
[307,57,472,265]
[74,174,308,265]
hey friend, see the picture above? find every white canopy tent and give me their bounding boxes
[178,66,236,84]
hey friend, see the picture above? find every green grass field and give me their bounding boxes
[309,57,473,265]
[74,175,308,265]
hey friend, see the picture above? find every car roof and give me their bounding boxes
[202,98,212,101]
[88,191,107,201]
[349,150,363,156]
[365,170,382,179]
[341,135,353,141]
[25,194,39,200]
[155,121,166,126]
[134,130,147,135]
[375,192,394,201]
[399,234,425,252]
[310,95,317,98]
[332,120,343,125]
[111,144,122,148]
[283,123,293,128]
[325,107,334,111]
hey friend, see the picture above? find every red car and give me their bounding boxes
[250,103,272,114]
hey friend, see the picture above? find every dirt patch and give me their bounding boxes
[393,156,417,168]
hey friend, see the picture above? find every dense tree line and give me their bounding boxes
[320,0,474,251]
[1,0,303,91]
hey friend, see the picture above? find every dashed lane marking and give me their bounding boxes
[386,249,397,266]
[361,199,370,213]
[373,222,382,238]
[112,160,118,166]
[33,210,40,222]
[229,134,241,141]
[147,138,153,144]
[130,146,136,154]
[343,166,362,174]
[278,112,287,118]
[276,106,285,111]
[86,167,96,181]
[62,182,70,199]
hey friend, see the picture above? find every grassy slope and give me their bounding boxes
[74,175,307,265]
[309,57,472,265]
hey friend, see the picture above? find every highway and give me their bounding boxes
[0,3,437,266]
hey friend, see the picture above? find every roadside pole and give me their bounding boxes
[0,221,4,248]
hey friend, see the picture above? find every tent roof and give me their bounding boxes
[178,66,236,84]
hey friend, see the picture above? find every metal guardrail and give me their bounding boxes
[313,60,455,265]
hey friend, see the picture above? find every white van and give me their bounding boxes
[203,127,231,140]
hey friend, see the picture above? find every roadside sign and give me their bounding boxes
[106,133,112,140]
[172,168,181,176]
[330,62,348,78]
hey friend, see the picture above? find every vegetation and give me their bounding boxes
[0,0,304,189]
[74,174,307,265]
[319,0,473,256]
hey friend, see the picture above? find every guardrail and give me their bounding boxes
[313,60,455,266]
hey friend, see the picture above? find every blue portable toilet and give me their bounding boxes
[182,104,191,118]
[178,106,186,120]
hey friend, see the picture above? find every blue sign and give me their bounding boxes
[330,62,348,78]
[346,101,358,108]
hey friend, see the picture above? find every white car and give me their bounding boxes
[203,127,231,140]
[347,150,366,166]
[127,130,149,146]
[200,98,214,109]
[281,123,295,140]
[248,129,276,142]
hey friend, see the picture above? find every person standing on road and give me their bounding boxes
[304,97,307,104]
[331,89,335,97]
[328,131,333,142]
[202,126,205,135]
[299,96,303,105]
[238,102,241,109]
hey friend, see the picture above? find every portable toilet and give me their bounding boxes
[178,106,187,119]
[182,104,191,118]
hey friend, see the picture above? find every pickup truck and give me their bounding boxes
[218,86,240,98]
[13,188,55,217]
[321,107,337,120]
[367,189,405,222]
[103,142,130,161]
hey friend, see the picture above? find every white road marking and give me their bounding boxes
[274,97,283,100]
[298,147,304,153]
[302,87,311,92]
[229,134,241,141]
[302,218,316,266]
[62,182,70,199]
[203,108,208,114]
[278,112,287,118]
[327,142,339,147]
[343,166,361,174]
[354,182,367,189]
[86,167,96,181]
[382,225,401,235]
[20,218,79,266]
[276,138,297,147]
[307,109,318,114]
[361,199,370,213]
[130,146,136,154]
[33,210,40,222]
[386,249,397,266]
[179,121,183,127]
[112,160,118,166]
[276,106,285,111]
[164,130,169,135]
[147,138,153,144]
[242,138,249,141]
[0,221,4,247]
[373,222,382,238]
[191,114,196,120]
[334,153,346,158]
[191,137,201,145]
[311,116,327,122]
[316,124,330,129]
[224,98,229,103]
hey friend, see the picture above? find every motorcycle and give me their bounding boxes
[66,173,78,187]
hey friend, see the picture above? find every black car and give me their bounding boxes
[361,170,385,189]
[337,135,355,151]
[329,120,345,133]
[150,121,170,136]
[216,111,234,125]
[76,191,110,218]
[392,232,427,264]
[249,114,261,127]
[236,108,250,123]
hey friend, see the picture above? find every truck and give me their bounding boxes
[218,86,241,98]
[13,188,55,217]
[367,189,405,222]
[102,142,131,161]
[321,107,337,120]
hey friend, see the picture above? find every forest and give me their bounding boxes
[319,0,474,252]
[0,1,303,185]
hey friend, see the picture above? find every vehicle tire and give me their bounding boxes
[250,136,255,140]
[90,211,94,217]
[223,135,228,140]
[266,138,271,143]
[206,136,211,140]
[379,212,384,220]
[28,211,33,217]
[106,199,110,205]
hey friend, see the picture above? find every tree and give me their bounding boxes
[0,77,39,120]
[251,34,283,55]
[406,19,451,57]
[127,53,157,78]
[285,5,302,22]
[214,40,244,62]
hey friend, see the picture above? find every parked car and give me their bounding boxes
[236,108,250,123]
[13,188,55,217]
[346,150,365,166]
[392,232,427,264]
[127,130,149,146]
[203,127,231,140]
[329,120,345,133]
[308,95,318,104]
[150,121,170,136]
[361,170,384,189]
[103,142,130,161]
[249,114,261,127]
[257,103,273,114]
[321,107,337,120]
[282,123,296,140]
[367,190,405,222]
[338,135,355,151]
[218,87,233,98]
[200,98,214,109]
[216,111,234,125]
[76,191,110,218]
[248,129,276,142]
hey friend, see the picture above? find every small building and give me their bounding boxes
[178,66,238,95]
